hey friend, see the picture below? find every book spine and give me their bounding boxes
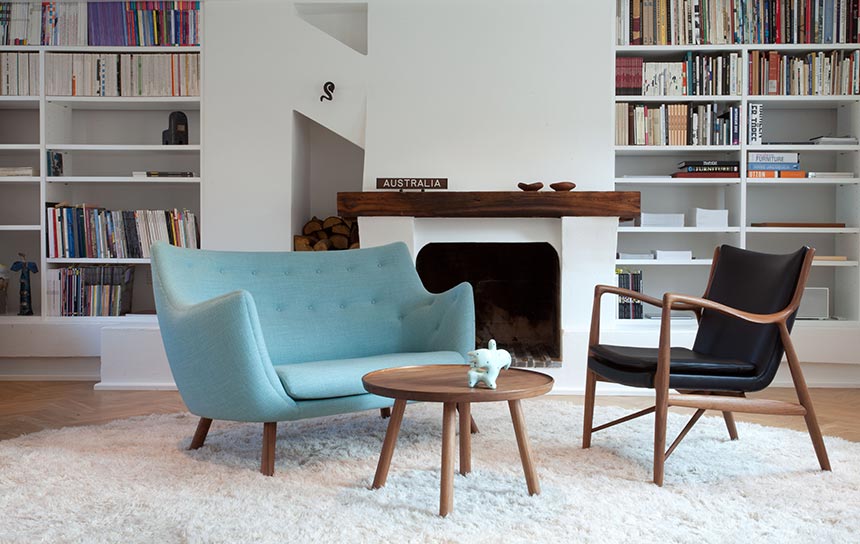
[748,161,802,170]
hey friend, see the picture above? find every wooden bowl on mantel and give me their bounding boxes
[517,182,544,191]
[550,181,577,191]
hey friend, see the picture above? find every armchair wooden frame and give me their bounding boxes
[582,246,831,486]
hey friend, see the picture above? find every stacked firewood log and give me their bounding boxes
[294,216,359,251]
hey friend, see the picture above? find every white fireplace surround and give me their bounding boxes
[359,215,620,392]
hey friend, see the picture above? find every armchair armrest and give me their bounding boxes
[589,284,701,347]
[662,293,791,325]
[156,289,297,422]
[401,282,475,358]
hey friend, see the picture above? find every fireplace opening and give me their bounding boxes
[415,242,561,368]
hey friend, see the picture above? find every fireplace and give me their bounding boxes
[416,242,561,368]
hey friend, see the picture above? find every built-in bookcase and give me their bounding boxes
[613,1,860,326]
[0,3,202,322]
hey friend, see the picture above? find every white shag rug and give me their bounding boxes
[1,400,858,543]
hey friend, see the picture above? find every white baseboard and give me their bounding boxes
[0,357,100,381]
[93,382,178,391]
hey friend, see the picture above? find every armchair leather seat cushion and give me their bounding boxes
[275,351,464,400]
[590,344,757,376]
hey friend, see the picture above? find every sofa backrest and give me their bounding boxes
[152,242,431,365]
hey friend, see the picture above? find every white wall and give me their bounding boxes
[363,0,614,192]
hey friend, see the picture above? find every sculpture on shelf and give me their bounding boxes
[467,339,512,389]
[11,253,38,316]
[550,181,577,191]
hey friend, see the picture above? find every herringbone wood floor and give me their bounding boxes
[1,382,858,442]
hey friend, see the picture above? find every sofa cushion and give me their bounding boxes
[274,351,465,400]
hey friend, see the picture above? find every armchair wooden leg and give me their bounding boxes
[653,385,669,487]
[261,422,277,476]
[781,325,831,471]
[722,411,739,440]
[582,369,597,449]
[189,417,212,450]
[380,407,391,419]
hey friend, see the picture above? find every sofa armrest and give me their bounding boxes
[401,282,475,359]
[156,289,297,422]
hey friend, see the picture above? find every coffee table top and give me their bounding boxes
[362,364,554,403]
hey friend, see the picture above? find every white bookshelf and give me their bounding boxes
[0,13,203,322]
[613,7,860,327]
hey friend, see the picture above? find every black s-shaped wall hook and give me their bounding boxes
[320,81,335,102]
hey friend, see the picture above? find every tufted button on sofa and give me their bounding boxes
[151,241,475,475]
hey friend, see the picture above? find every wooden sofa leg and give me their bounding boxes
[582,369,597,448]
[189,417,212,450]
[470,415,479,434]
[380,407,391,419]
[261,422,277,476]
[722,411,739,440]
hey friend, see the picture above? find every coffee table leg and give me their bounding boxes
[372,398,406,489]
[458,402,471,475]
[509,399,540,496]
[440,402,457,517]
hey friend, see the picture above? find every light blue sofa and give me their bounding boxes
[151,241,475,475]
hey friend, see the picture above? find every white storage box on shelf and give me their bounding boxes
[655,249,694,260]
[692,208,729,228]
[640,213,685,227]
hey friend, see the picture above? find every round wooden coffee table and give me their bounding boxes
[362,364,554,517]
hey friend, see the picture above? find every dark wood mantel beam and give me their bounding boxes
[337,191,640,220]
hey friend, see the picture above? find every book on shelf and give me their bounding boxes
[0,166,33,176]
[616,54,743,96]
[618,251,655,260]
[671,171,740,178]
[807,172,855,178]
[0,52,39,96]
[45,265,134,317]
[46,53,200,97]
[0,1,200,47]
[616,268,644,319]
[47,152,63,177]
[677,160,740,173]
[616,102,739,146]
[748,103,764,145]
[655,249,693,260]
[617,0,860,45]
[748,162,801,171]
[748,170,808,178]
[749,50,859,96]
[814,256,849,261]
[751,222,847,228]
[810,136,859,145]
[45,204,200,260]
[132,171,195,178]
[748,152,799,163]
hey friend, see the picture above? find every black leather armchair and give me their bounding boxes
[583,245,831,485]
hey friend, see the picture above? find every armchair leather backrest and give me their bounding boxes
[693,245,808,380]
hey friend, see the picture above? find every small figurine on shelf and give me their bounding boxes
[11,253,38,316]
[467,339,512,389]
[0,263,9,314]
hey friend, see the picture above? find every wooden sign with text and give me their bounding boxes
[376,177,448,190]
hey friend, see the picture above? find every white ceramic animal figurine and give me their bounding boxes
[467,339,512,389]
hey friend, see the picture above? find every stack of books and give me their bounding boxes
[45,265,134,317]
[616,53,743,96]
[750,50,860,96]
[45,53,199,97]
[747,152,805,178]
[45,205,200,260]
[616,268,644,319]
[672,160,740,178]
[616,103,740,146]
[0,53,39,96]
